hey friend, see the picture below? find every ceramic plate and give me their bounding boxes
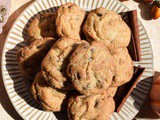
[2,0,154,120]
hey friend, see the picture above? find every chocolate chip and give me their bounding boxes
[113,76,115,80]
[76,72,81,79]
[94,99,99,107]
[97,13,103,17]
[37,44,43,49]
[97,80,100,83]
[68,6,72,8]
[90,48,94,53]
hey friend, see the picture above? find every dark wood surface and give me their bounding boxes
[0,1,159,119]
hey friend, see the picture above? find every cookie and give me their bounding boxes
[17,38,55,80]
[41,37,84,90]
[67,41,115,96]
[31,72,69,112]
[68,91,115,120]
[83,7,131,50]
[106,87,117,97]
[28,13,58,42]
[111,48,133,86]
[55,3,86,39]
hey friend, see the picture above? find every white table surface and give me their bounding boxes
[0,0,160,120]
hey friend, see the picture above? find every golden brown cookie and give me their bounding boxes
[83,7,131,50]
[55,3,86,39]
[111,48,133,86]
[17,38,55,80]
[67,41,115,96]
[68,91,115,120]
[31,72,69,112]
[106,86,118,97]
[41,37,84,90]
[28,13,58,42]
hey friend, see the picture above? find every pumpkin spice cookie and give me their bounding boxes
[28,13,58,42]
[55,3,86,39]
[83,7,131,50]
[68,91,115,120]
[111,48,133,86]
[41,37,84,90]
[31,72,69,112]
[67,41,115,96]
[17,37,55,80]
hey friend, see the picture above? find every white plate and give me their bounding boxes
[2,0,154,120]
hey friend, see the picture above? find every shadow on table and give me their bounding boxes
[0,1,34,120]
[5,42,68,119]
[135,71,160,119]
[4,4,69,120]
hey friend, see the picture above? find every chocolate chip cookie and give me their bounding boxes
[111,48,133,86]
[55,3,86,39]
[41,37,84,90]
[68,91,115,120]
[31,72,69,112]
[83,7,131,50]
[67,41,115,96]
[28,13,58,42]
[17,38,55,80]
[106,86,117,97]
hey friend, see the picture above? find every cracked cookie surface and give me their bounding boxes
[42,37,84,90]
[68,91,115,120]
[56,3,86,39]
[17,37,55,80]
[31,72,69,112]
[111,48,133,86]
[67,41,115,96]
[83,7,131,50]
[28,13,58,42]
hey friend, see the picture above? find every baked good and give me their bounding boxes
[68,91,115,120]
[41,37,84,90]
[110,48,133,86]
[17,38,55,80]
[67,41,115,96]
[83,7,131,50]
[106,86,117,97]
[28,13,58,42]
[31,72,69,112]
[55,3,86,39]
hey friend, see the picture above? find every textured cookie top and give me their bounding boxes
[28,13,58,42]
[106,86,118,97]
[67,41,115,96]
[111,48,133,86]
[56,3,86,39]
[17,38,55,62]
[31,72,69,112]
[68,92,115,120]
[17,37,55,79]
[83,7,131,50]
[42,37,84,90]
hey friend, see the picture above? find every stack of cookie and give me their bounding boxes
[17,2,134,120]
